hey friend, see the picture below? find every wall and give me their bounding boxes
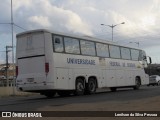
[0,87,37,97]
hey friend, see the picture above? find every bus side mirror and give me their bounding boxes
[149,57,152,64]
[147,56,152,64]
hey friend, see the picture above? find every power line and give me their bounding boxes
[0,23,10,24]
[13,23,27,31]
[0,22,27,31]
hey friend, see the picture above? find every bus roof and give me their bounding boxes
[16,29,142,51]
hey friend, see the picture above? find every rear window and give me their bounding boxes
[16,32,45,58]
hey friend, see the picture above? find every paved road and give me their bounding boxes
[0,85,160,111]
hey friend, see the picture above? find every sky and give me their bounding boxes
[0,0,160,63]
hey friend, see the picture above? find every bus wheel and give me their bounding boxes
[75,78,85,95]
[42,91,56,98]
[86,78,97,94]
[110,87,117,92]
[57,91,71,97]
[133,77,141,90]
[157,81,160,86]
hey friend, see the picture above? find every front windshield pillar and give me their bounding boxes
[139,50,148,68]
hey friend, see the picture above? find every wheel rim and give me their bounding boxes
[77,82,84,92]
[158,81,160,86]
[136,79,140,87]
[89,81,96,92]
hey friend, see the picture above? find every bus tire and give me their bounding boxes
[157,81,160,86]
[110,87,117,92]
[85,78,97,94]
[75,78,85,96]
[133,77,141,90]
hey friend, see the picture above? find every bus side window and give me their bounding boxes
[96,43,109,57]
[64,37,80,54]
[53,36,64,52]
[109,45,121,59]
[80,40,96,56]
[121,47,131,60]
[131,49,139,61]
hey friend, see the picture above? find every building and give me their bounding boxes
[0,63,15,86]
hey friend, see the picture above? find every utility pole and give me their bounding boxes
[129,42,139,47]
[5,46,12,86]
[0,0,26,93]
[6,47,9,86]
[11,0,16,95]
[101,22,125,41]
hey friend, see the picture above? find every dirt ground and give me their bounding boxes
[1,95,159,120]
[37,96,160,111]
[35,96,160,120]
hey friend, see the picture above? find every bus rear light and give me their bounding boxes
[45,63,49,73]
[16,66,18,77]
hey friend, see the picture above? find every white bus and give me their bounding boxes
[16,29,151,97]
